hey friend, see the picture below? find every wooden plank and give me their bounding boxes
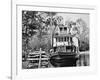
[27,58,49,61]
[28,55,48,58]
[28,55,40,58]
[38,52,41,68]
[27,49,49,68]
[29,51,46,55]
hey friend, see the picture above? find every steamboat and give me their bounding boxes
[50,24,79,67]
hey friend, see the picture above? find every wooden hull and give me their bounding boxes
[50,52,78,67]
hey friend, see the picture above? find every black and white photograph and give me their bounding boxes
[22,10,89,69]
[9,0,98,79]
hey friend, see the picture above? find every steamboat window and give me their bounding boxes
[64,27,67,31]
[56,38,59,42]
[61,37,63,42]
[60,27,63,31]
[64,37,66,41]
[56,38,57,42]
[57,37,59,42]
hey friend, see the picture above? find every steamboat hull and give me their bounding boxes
[50,52,78,67]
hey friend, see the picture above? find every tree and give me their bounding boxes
[65,18,89,51]
[22,11,39,60]
[22,11,58,54]
[76,18,89,51]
